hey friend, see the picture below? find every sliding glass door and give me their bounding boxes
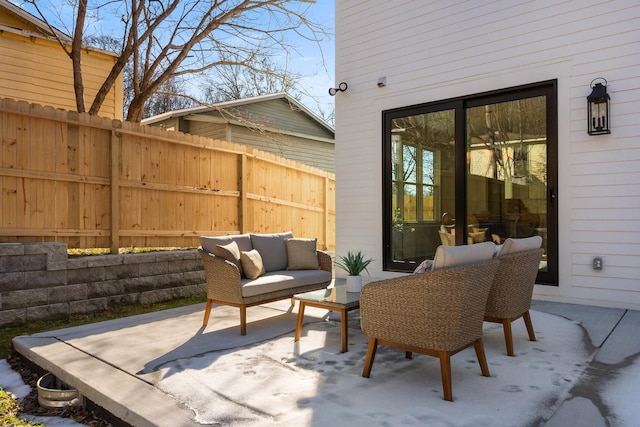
[383,81,557,284]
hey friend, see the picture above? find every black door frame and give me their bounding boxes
[382,80,558,285]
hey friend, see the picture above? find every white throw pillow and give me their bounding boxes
[432,241,496,270]
[413,259,434,274]
[498,236,542,256]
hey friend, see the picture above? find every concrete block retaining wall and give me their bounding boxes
[0,243,205,328]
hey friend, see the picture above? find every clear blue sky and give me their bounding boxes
[15,0,335,123]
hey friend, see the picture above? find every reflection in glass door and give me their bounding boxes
[466,97,548,274]
[389,109,455,264]
[383,81,557,283]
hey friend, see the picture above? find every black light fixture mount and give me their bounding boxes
[587,77,611,135]
[328,82,348,96]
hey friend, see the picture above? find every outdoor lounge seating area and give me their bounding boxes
[199,232,333,335]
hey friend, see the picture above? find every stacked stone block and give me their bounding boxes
[0,243,205,327]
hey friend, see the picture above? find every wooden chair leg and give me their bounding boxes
[438,351,453,402]
[240,305,247,336]
[362,338,378,378]
[473,338,491,377]
[523,311,537,342]
[502,319,515,356]
[202,299,213,326]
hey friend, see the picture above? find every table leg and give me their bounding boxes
[295,301,306,342]
[340,308,348,353]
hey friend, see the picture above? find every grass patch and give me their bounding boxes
[67,247,196,257]
[0,387,43,426]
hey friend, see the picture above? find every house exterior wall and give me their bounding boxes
[0,27,123,120]
[334,0,640,309]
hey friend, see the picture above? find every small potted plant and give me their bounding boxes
[335,250,374,292]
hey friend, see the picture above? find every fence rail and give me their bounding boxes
[0,98,335,252]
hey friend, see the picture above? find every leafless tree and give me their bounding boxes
[22,0,327,123]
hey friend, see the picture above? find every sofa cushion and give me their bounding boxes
[250,232,294,272]
[240,249,265,279]
[213,241,243,277]
[498,236,542,256]
[241,270,332,297]
[432,241,496,270]
[285,238,320,270]
[200,234,252,254]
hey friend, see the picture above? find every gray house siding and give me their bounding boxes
[143,93,334,173]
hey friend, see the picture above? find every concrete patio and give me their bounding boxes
[11,283,640,427]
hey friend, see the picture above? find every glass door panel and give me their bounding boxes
[390,109,455,265]
[466,96,548,272]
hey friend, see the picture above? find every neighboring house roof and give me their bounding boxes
[0,0,116,57]
[0,0,71,41]
[142,92,335,142]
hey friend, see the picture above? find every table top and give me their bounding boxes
[294,286,360,309]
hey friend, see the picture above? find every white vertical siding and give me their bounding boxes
[335,0,640,309]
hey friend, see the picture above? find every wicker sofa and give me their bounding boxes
[199,232,332,335]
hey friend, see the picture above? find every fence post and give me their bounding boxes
[110,128,121,253]
[241,153,248,233]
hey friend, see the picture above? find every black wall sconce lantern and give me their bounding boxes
[328,82,348,96]
[587,77,611,135]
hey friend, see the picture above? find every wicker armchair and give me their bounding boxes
[484,247,544,356]
[360,259,500,401]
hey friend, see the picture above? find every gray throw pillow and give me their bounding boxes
[213,241,243,277]
[240,250,265,280]
[285,238,320,270]
[250,232,293,272]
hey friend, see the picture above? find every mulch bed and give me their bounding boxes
[8,353,113,427]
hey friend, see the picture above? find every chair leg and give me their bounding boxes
[523,311,537,342]
[202,299,213,326]
[362,338,378,378]
[438,351,453,402]
[473,338,491,377]
[502,319,515,356]
[240,305,247,336]
[405,351,413,359]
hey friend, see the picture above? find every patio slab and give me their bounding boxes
[11,298,639,426]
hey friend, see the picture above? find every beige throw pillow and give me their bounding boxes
[240,249,265,279]
[213,241,243,277]
[285,238,320,270]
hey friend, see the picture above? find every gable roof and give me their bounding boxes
[142,92,335,139]
[0,0,71,41]
[0,0,117,57]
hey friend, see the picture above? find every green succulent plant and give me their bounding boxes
[335,250,374,276]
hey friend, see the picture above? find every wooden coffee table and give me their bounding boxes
[293,287,360,353]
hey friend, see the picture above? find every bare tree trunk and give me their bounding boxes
[71,0,88,113]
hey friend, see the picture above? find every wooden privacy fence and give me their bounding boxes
[0,98,335,252]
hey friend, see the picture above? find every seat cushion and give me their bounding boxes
[432,241,496,270]
[285,238,320,270]
[498,236,543,256]
[241,269,332,297]
[250,232,294,272]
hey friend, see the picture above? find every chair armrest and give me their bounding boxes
[316,250,332,273]
[199,248,243,303]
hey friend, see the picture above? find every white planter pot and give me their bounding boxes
[346,275,363,292]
